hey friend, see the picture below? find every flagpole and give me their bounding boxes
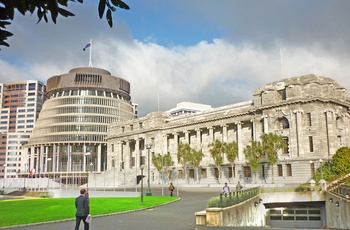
[89,39,93,67]
[280,49,284,78]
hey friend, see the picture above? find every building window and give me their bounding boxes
[228,166,235,178]
[278,89,286,100]
[243,166,251,178]
[282,137,289,154]
[189,169,194,179]
[307,113,312,126]
[286,164,292,176]
[201,168,207,178]
[277,164,283,177]
[178,170,183,179]
[214,168,219,179]
[310,162,315,177]
[279,117,289,129]
[309,136,314,152]
[28,83,36,90]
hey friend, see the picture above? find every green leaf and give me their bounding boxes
[48,0,59,23]
[58,8,75,17]
[16,0,27,16]
[98,0,106,19]
[106,8,113,27]
[111,0,130,10]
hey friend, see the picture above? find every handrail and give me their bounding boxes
[207,186,261,208]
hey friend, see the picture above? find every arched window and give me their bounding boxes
[278,117,290,129]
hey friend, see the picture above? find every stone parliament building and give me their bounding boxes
[107,74,350,186]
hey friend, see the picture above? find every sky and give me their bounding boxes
[1,0,350,116]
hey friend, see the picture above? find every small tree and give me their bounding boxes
[190,148,204,183]
[332,147,350,175]
[260,133,286,184]
[164,152,174,182]
[177,142,192,182]
[224,141,238,181]
[208,139,225,181]
[152,152,174,183]
[243,141,263,184]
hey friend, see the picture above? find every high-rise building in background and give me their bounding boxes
[0,80,45,182]
[22,67,136,185]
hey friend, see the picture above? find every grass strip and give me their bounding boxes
[0,196,177,227]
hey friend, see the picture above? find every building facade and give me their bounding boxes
[107,74,350,186]
[0,80,45,184]
[22,67,136,184]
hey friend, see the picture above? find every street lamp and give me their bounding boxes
[319,159,323,180]
[85,152,91,188]
[146,144,152,196]
[140,165,145,204]
[111,156,116,191]
[3,164,6,188]
[89,162,94,191]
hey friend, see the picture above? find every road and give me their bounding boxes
[1,187,324,230]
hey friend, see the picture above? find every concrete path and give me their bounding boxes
[1,187,324,230]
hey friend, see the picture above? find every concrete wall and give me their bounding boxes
[326,192,350,229]
[205,196,266,227]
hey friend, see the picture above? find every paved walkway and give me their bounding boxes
[2,187,323,230]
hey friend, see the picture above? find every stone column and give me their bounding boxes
[221,125,228,142]
[196,128,202,149]
[40,145,45,174]
[250,119,256,141]
[208,126,214,143]
[125,141,130,169]
[184,131,189,144]
[263,115,269,134]
[136,138,142,166]
[97,144,102,172]
[325,109,335,159]
[163,135,168,153]
[53,144,57,173]
[235,122,243,160]
[293,109,304,157]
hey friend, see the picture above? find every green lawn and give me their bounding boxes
[0,196,178,227]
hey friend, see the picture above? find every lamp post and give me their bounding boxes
[3,164,6,188]
[140,165,145,204]
[47,158,52,190]
[85,152,91,189]
[112,156,116,191]
[319,159,323,180]
[146,144,152,196]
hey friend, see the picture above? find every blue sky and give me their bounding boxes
[1,0,350,116]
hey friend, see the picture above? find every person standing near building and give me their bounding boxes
[236,181,243,192]
[169,183,175,197]
[222,182,231,196]
[75,188,91,230]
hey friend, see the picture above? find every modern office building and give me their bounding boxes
[0,80,45,183]
[107,74,350,186]
[22,67,136,184]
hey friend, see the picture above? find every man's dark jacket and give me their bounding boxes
[75,195,89,217]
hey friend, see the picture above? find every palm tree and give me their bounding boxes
[224,141,238,182]
[190,148,204,183]
[243,141,263,184]
[208,139,225,181]
[152,152,174,183]
[177,142,192,182]
[260,133,286,184]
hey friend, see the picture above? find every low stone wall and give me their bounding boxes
[49,189,139,198]
[196,195,266,227]
[326,192,350,229]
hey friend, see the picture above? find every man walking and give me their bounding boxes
[75,188,91,230]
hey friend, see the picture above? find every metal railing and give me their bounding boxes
[207,186,261,208]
